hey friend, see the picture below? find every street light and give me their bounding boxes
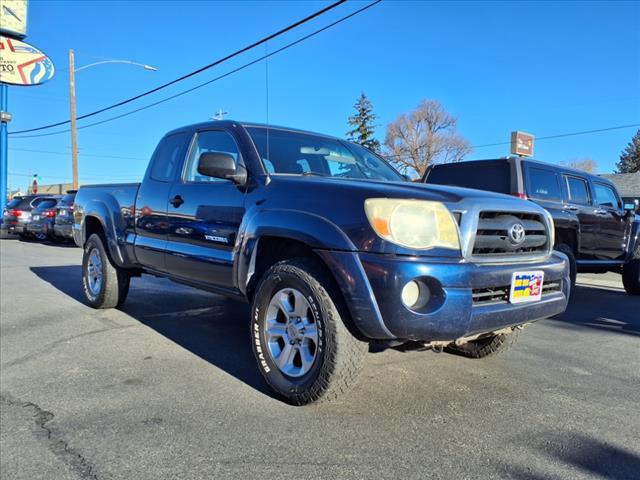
[68,50,158,189]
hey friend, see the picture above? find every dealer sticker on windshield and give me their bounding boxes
[509,271,544,304]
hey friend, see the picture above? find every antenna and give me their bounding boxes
[265,41,270,171]
[211,108,228,120]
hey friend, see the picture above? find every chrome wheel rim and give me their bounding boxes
[86,248,103,297]
[265,288,319,378]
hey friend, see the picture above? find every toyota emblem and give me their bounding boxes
[508,223,526,245]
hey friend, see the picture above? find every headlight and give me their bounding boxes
[364,198,460,250]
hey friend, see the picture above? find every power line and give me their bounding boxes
[384,123,640,159]
[9,147,146,161]
[8,0,347,136]
[472,123,640,149]
[9,171,140,180]
[9,0,382,140]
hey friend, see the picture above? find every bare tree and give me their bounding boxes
[560,158,598,173]
[384,100,472,178]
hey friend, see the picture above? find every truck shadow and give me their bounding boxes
[550,284,640,337]
[30,265,274,398]
[501,432,640,480]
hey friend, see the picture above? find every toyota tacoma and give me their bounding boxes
[73,121,570,405]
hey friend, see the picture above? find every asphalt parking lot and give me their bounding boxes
[1,237,639,480]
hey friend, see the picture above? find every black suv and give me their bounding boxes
[423,157,640,295]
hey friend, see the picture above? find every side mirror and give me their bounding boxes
[197,152,246,185]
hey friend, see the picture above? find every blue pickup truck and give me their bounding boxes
[73,121,569,404]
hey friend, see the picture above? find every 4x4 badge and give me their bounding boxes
[509,223,526,245]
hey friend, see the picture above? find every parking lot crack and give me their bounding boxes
[3,325,136,369]
[0,393,100,480]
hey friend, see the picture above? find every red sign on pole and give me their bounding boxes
[31,177,37,193]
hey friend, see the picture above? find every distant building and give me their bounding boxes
[27,183,74,195]
[600,172,640,213]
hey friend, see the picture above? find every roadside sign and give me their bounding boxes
[31,176,37,193]
[0,36,54,86]
[510,131,534,157]
[0,0,28,39]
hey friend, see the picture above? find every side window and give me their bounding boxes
[149,133,190,182]
[565,176,591,205]
[527,167,562,201]
[594,183,621,209]
[184,130,240,183]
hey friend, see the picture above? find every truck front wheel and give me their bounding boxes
[445,328,520,358]
[251,258,367,405]
[622,246,640,295]
[82,233,130,308]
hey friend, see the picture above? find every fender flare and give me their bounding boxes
[81,197,132,267]
[235,208,356,296]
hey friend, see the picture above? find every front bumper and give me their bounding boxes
[317,250,569,341]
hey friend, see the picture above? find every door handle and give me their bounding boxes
[170,195,184,208]
[563,205,578,212]
[594,209,608,215]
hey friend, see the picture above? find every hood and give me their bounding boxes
[267,175,521,204]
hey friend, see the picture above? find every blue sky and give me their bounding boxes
[5,0,640,190]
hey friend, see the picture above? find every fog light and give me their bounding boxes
[401,280,421,308]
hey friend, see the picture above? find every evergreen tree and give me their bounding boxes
[616,129,640,173]
[346,93,380,152]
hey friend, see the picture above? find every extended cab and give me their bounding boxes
[73,121,570,404]
[423,158,640,295]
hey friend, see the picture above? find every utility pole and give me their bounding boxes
[0,84,9,213]
[68,49,79,190]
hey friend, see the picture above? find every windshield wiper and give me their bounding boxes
[300,171,328,177]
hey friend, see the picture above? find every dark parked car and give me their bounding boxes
[423,158,640,295]
[1,195,56,240]
[26,197,63,241]
[72,121,569,404]
[53,190,77,241]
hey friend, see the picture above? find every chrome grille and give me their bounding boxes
[472,211,548,256]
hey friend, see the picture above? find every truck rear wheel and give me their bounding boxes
[82,233,130,309]
[622,246,640,295]
[251,258,367,405]
[445,328,520,359]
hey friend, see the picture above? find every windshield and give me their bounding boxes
[247,127,404,182]
[60,193,76,206]
[34,199,58,211]
[6,198,22,209]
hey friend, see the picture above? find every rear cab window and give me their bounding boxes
[425,161,512,194]
[148,132,191,182]
[593,182,621,209]
[525,166,562,202]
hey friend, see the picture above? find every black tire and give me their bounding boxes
[82,233,130,309]
[622,245,640,296]
[251,258,367,405]
[555,243,576,290]
[445,328,520,359]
